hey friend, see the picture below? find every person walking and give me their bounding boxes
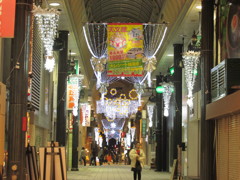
[80,147,87,166]
[129,142,145,180]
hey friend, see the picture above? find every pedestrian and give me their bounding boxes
[80,147,87,166]
[98,147,104,166]
[129,142,145,180]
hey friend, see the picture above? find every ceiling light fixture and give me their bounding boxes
[196,5,202,9]
[70,52,76,55]
[49,2,60,7]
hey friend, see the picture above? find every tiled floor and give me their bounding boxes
[67,164,171,180]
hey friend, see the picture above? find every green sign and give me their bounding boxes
[141,119,147,138]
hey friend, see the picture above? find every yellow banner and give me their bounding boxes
[107,23,143,77]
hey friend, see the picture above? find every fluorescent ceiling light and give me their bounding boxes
[70,52,76,55]
[167,54,174,57]
[49,2,60,6]
[196,5,202,9]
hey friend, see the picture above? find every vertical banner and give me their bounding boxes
[0,0,16,38]
[107,23,144,77]
[80,104,91,127]
[66,76,80,110]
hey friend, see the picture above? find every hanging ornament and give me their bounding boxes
[142,56,157,87]
[32,4,60,72]
[134,83,145,105]
[162,82,174,117]
[147,102,155,127]
[98,82,109,104]
[182,51,200,110]
[91,57,107,87]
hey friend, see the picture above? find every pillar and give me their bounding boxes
[56,31,69,146]
[7,0,33,179]
[200,1,215,180]
[173,44,183,159]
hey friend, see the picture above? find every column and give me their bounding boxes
[7,0,33,179]
[56,31,69,146]
[200,1,215,180]
[173,44,183,159]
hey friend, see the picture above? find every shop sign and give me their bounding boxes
[107,23,144,77]
[81,104,91,127]
[0,0,16,38]
[141,119,147,138]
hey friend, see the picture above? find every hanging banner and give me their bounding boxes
[107,23,144,77]
[0,0,16,38]
[66,75,83,115]
[80,104,91,127]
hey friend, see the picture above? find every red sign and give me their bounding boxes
[0,0,16,38]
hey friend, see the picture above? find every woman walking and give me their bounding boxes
[129,142,145,180]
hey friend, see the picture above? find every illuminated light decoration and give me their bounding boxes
[134,83,145,105]
[162,82,174,117]
[119,94,126,99]
[111,122,116,128]
[169,67,174,75]
[83,23,107,87]
[130,127,136,142]
[91,57,107,87]
[156,85,165,94]
[142,56,157,87]
[32,5,60,72]
[129,89,138,100]
[147,102,155,127]
[182,51,200,109]
[111,130,115,134]
[141,23,168,86]
[95,128,99,144]
[110,88,117,96]
[44,56,55,72]
[98,82,109,104]
[97,99,139,119]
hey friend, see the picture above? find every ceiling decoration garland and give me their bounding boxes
[83,23,167,87]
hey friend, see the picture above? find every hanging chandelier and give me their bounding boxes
[182,51,200,109]
[32,4,60,72]
[147,102,155,127]
[162,82,174,117]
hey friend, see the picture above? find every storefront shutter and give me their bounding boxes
[31,20,42,111]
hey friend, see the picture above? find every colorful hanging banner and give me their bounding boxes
[0,0,16,38]
[107,23,144,77]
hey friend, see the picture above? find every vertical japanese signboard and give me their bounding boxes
[107,23,144,77]
[0,0,16,38]
[66,76,80,110]
[80,104,91,127]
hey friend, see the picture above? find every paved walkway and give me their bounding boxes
[67,164,171,180]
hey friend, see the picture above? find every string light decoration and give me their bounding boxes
[147,102,155,127]
[162,82,174,117]
[83,23,107,87]
[97,98,139,119]
[182,51,200,109]
[32,5,60,72]
[134,83,145,104]
[142,23,168,87]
